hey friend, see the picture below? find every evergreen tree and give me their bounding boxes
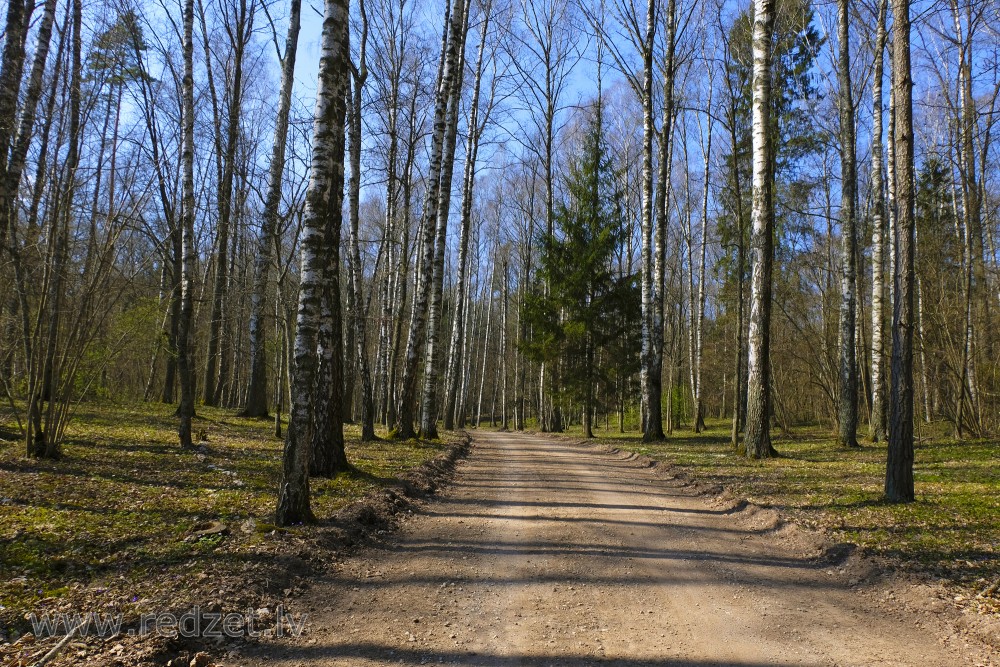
[521,110,640,438]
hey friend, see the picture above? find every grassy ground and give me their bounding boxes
[559,418,999,615]
[0,402,457,639]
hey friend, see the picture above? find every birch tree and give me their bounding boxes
[443,0,496,431]
[177,0,198,449]
[346,0,378,441]
[869,0,888,442]
[276,0,350,525]
[743,0,778,459]
[419,0,471,439]
[242,0,302,418]
[836,0,858,447]
[395,0,465,439]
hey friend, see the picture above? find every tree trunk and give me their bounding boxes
[310,20,350,478]
[418,0,470,439]
[177,0,198,449]
[346,0,376,441]
[0,0,29,251]
[396,0,461,439]
[276,0,350,525]
[444,0,491,431]
[744,0,778,459]
[869,0,888,442]
[204,0,251,406]
[0,0,58,256]
[837,0,859,447]
[242,0,301,418]
[885,0,915,503]
[638,0,664,442]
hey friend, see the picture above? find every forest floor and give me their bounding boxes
[0,403,466,666]
[586,418,999,618]
[232,429,996,667]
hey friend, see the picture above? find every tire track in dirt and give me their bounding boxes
[237,430,985,666]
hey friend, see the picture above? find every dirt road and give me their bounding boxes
[240,431,986,666]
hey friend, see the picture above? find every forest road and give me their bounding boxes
[240,430,985,666]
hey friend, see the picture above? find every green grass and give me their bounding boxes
[0,402,456,633]
[562,418,999,614]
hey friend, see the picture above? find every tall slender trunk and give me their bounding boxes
[654,0,677,441]
[869,0,888,442]
[885,0,915,503]
[1,0,58,254]
[692,96,712,433]
[475,249,497,428]
[177,0,198,449]
[728,92,748,449]
[275,0,350,525]
[396,0,460,439]
[242,0,301,418]
[837,0,859,447]
[639,0,663,442]
[916,266,931,423]
[953,0,981,438]
[205,0,251,406]
[500,255,509,431]
[444,0,491,431]
[420,0,469,438]
[744,0,777,459]
[0,0,29,251]
[886,73,897,313]
[347,0,376,441]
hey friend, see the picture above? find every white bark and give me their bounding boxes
[276,0,349,524]
[837,0,858,447]
[744,0,777,459]
[869,0,888,442]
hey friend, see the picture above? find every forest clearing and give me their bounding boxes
[1,0,1000,661]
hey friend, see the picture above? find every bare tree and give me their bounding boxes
[444,0,496,431]
[885,0,915,502]
[836,0,858,447]
[869,0,888,442]
[743,0,777,459]
[177,0,198,448]
[276,0,350,525]
[242,0,302,418]
[395,0,466,438]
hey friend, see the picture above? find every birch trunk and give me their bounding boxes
[0,0,28,251]
[418,0,470,439]
[346,1,376,440]
[500,254,509,431]
[177,0,198,449]
[276,0,350,525]
[444,0,491,431]
[692,96,712,433]
[639,0,663,441]
[242,0,301,418]
[396,0,460,439]
[744,0,778,459]
[869,0,888,442]
[837,0,859,447]
[310,16,349,478]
